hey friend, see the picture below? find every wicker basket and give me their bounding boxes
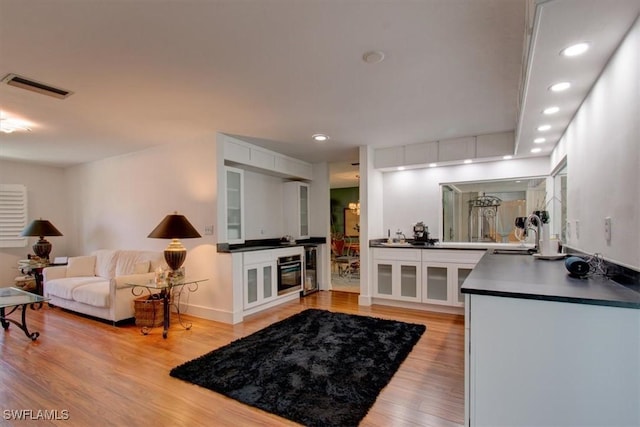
[134,295,164,327]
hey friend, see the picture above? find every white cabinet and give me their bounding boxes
[372,249,422,302]
[283,181,310,239]
[223,134,312,180]
[225,167,244,243]
[422,250,483,307]
[243,261,277,310]
[372,248,483,308]
[466,294,640,427]
[423,262,475,307]
[241,247,303,315]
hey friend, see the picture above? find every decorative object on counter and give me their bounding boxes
[148,212,201,271]
[468,194,501,243]
[565,256,590,277]
[20,219,63,260]
[413,221,429,241]
[280,235,295,245]
[170,309,425,427]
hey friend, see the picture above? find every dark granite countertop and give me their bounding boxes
[369,239,534,252]
[217,237,326,253]
[461,252,640,309]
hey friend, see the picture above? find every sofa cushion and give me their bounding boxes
[92,249,118,279]
[72,282,110,308]
[134,261,150,274]
[66,256,97,277]
[45,277,106,300]
[116,251,162,276]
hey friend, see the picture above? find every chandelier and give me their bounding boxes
[348,202,360,216]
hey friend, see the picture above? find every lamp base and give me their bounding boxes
[32,238,52,260]
[164,249,186,271]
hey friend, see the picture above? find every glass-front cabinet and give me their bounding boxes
[372,249,422,302]
[225,167,244,244]
[244,262,276,310]
[283,181,310,239]
[373,248,484,308]
[423,262,474,307]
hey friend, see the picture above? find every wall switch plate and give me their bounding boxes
[604,217,612,243]
[204,225,214,235]
[566,221,571,238]
[575,220,580,239]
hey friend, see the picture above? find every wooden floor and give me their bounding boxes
[0,291,465,427]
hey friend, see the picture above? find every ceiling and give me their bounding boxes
[0,0,638,176]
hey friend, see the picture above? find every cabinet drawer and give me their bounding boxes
[373,248,422,262]
[422,249,485,264]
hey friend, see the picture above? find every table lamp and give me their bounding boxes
[148,212,201,271]
[20,219,63,260]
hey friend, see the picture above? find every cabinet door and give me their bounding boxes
[225,167,244,244]
[373,260,421,302]
[299,184,309,238]
[423,262,450,305]
[453,264,474,307]
[244,262,276,309]
[374,261,394,297]
[398,261,421,301]
[283,181,310,239]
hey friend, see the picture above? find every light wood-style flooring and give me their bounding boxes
[0,291,464,426]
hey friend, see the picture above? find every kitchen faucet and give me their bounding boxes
[526,213,542,253]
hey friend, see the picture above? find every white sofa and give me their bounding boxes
[43,249,165,324]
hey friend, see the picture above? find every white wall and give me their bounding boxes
[359,145,384,305]
[556,17,639,270]
[64,138,234,321]
[243,170,284,239]
[381,157,549,240]
[0,160,69,285]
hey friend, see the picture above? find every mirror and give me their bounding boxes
[441,177,546,243]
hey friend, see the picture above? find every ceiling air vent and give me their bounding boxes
[1,73,73,99]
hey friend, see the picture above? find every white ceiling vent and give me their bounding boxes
[1,73,73,99]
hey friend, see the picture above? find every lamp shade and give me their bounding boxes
[20,219,63,260]
[20,219,63,238]
[148,213,201,271]
[147,213,201,239]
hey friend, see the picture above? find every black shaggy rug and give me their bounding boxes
[170,309,426,426]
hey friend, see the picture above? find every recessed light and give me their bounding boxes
[537,124,551,132]
[362,51,385,64]
[397,166,405,171]
[463,159,473,164]
[534,137,546,144]
[531,148,542,153]
[561,42,590,57]
[550,82,571,92]
[429,163,437,168]
[543,106,559,115]
[312,134,329,142]
[0,117,32,134]
[503,155,513,160]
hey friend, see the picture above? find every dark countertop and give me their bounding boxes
[217,237,326,253]
[461,252,640,309]
[369,239,534,252]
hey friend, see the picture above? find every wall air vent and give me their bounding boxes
[1,73,73,99]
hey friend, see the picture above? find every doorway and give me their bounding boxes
[329,163,360,293]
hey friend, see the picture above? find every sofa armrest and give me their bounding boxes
[43,265,68,282]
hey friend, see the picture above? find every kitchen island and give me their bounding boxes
[461,252,640,427]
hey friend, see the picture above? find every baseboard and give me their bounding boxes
[371,298,464,315]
